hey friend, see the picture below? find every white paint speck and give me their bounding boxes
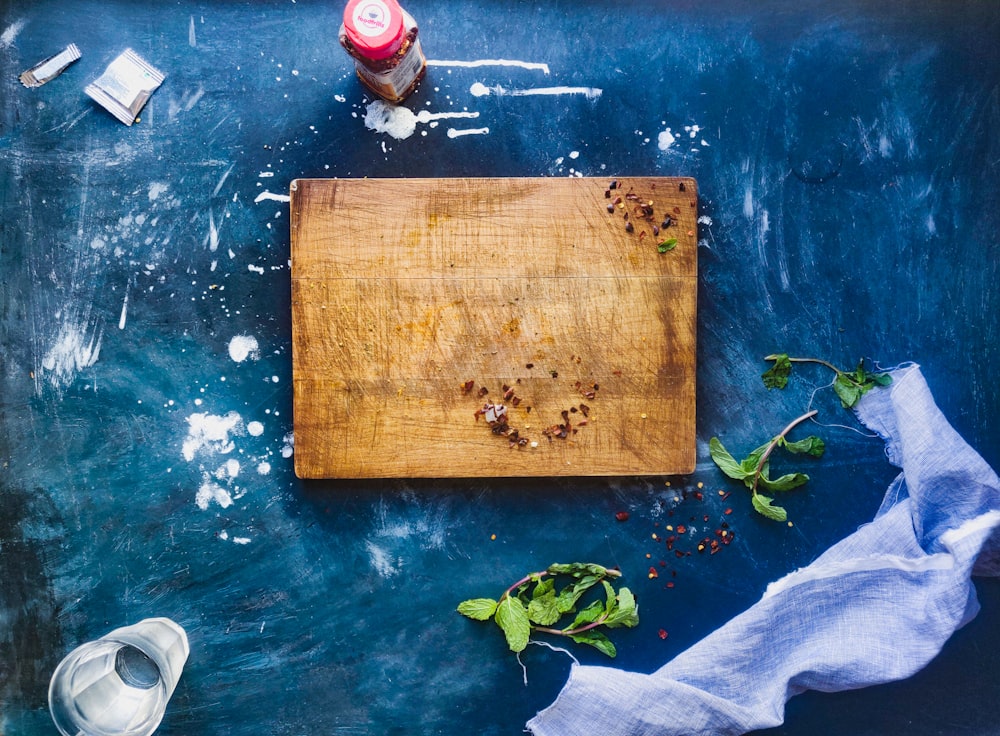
[196,480,234,510]
[182,411,242,461]
[247,420,264,436]
[228,335,259,363]
[256,461,271,475]
[657,129,676,151]
[148,182,169,202]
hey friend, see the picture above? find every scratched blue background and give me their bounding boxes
[1,0,998,734]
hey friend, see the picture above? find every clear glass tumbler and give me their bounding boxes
[48,617,189,736]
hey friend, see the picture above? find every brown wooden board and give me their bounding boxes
[290,177,698,479]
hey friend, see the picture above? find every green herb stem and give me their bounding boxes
[751,409,818,494]
[765,354,840,374]
[534,616,608,638]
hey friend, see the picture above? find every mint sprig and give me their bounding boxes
[762,354,892,408]
[709,410,825,522]
[457,562,638,658]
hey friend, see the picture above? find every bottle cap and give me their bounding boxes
[343,0,406,60]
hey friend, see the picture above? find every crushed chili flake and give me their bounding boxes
[647,567,659,579]
[461,379,475,394]
[658,629,668,639]
[615,511,630,522]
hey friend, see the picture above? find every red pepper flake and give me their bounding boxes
[674,550,684,558]
[693,491,704,501]
[658,629,668,640]
[648,567,659,579]
[477,386,489,397]
[525,363,534,369]
[615,511,630,522]
[460,379,475,394]
[666,581,675,589]
[676,524,687,535]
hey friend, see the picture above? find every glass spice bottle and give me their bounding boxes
[339,0,427,104]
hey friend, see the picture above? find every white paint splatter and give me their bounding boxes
[657,128,676,151]
[743,186,754,218]
[446,127,490,138]
[188,15,197,47]
[41,322,103,386]
[182,411,242,461]
[281,432,294,459]
[0,19,25,49]
[256,461,271,475]
[253,191,290,204]
[148,182,169,202]
[697,215,713,226]
[233,537,251,545]
[196,480,233,510]
[363,100,479,140]
[469,82,601,100]
[247,420,264,436]
[228,334,259,363]
[426,58,550,74]
[366,540,400,577]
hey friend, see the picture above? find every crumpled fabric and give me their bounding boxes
[527,364,1000,736]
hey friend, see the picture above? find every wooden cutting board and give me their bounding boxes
[290,177,698,479]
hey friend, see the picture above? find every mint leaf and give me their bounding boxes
[495,596,531,652]
[762,353,792,389]
[567,600,605,631]
[709,437,748,480]
[569,630,617,658]
[547,563,610,578]
[657,238,678,253]
[527,591,561,626]
[457,598,498,621]
[605,587,639,628]
[752,494,787,522]
[833,373,863,408]
[758,471,810,493]
[781,435,825,457]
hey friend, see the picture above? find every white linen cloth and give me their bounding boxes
[528,365,1000,735]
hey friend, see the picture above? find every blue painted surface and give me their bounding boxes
[0,0,997,733]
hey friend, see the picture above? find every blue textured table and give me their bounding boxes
[1,1,998,734]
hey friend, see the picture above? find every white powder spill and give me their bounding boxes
[426,58,550,74]
[253,191,290,204]
[469,82,601,100]
[657,129,676,150]
[196,480,234,510]
[247,420,264,436]
[228,334,259,363]
[366,540,401,577]
[364,100,479,140]
[447,127,489,138]
[0,19,26,49]
[182,411,242,461]
[257,461,271,475]
[41,322,103,386]
[658,124,710,153]
[148,182,169,202]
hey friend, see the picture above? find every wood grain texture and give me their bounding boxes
[290,177,698,478]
